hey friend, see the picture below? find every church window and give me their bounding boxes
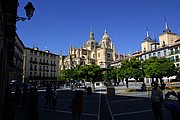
[143,48,146,52]
[162,41,165,47]
[107,53,110,57]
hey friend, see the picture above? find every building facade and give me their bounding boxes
[133,19,180,83]
[0,0,18,118]
[9,33,25,83]
[59,30,130,69]
[23,47,59,86]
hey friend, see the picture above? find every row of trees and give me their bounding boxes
[58,56,179,88]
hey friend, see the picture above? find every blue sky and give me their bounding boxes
[16,0,180,55]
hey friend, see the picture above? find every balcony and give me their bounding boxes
[175,59,180,62]
[39,62,49,65]
[30,60,38,64]
[50,63,56,66]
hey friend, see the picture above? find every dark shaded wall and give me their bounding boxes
[0,0,18,119]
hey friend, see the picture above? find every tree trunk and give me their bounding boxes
[91,81,95,92]
[125,78,129,88]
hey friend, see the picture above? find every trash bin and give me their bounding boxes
[87,87,92,95]
[107,86,115,96]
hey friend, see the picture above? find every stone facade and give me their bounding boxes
[59,30,130,69]
[23,47,59,85]
[9,33,25,83]
[133,19,180,83]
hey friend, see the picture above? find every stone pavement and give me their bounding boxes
[14,88,174,120]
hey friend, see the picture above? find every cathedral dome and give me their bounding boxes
[102,29,110,39]
[86,39,98,46]
[102,33,110,39]
[85,30,98,47]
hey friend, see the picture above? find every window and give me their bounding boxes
[170,49,174,55]
[158,52,161,58]
[175,55,179,62]
[149,53,151,57]
[98,53,100,57]
[176,63,179,67]
[96,83,100,86]
[170,56,174,61]
[93,54,95,58]
[175,47,178,54]
[107,53,110,57]
[153,53,156,56]
[164,50,166,56]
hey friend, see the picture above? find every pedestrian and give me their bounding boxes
[70,90,83,120]
[27,86,38,120]
[161,81,166,90]
[151,81,164,120]
[45,84,53,109]
[164,91,180,120]
[22,84,28,109]
[15,84,21,104]
[52,87,57,110]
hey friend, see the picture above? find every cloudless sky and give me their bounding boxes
[16,0,180,55]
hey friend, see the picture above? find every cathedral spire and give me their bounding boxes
[163,16,171,33]
[144,26,152,41]
[104,28,107,34]
[89,28,94,40]
[146,26,150,38]
[90,27,93,32]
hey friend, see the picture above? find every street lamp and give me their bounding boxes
[16,2,35,22]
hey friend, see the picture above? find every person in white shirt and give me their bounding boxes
[151,81,164,120]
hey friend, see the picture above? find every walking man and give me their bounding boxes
[151,81,164,120]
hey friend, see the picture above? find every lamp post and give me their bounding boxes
[16,2,35,22]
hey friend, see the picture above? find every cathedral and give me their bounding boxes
[59,30,130,69]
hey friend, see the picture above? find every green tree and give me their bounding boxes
[129,57,143,83]
[142,57,159,83]
[142,56,177,86]
[121,59,131,88]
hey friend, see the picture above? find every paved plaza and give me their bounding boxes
[15,87,173,120]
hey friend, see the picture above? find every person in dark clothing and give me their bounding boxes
[45,84,52,109]
[2,86,14,120]
[15,84,21,104]
[164,91,180,120]
[21,84,28,108]
[52,87,57,110]
[70,90,84,120]
[27,87,38,120]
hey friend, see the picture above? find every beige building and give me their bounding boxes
[141,19,180,54]
[133,19,180,83]
[59,30,129,69]
[23,47,59,85]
